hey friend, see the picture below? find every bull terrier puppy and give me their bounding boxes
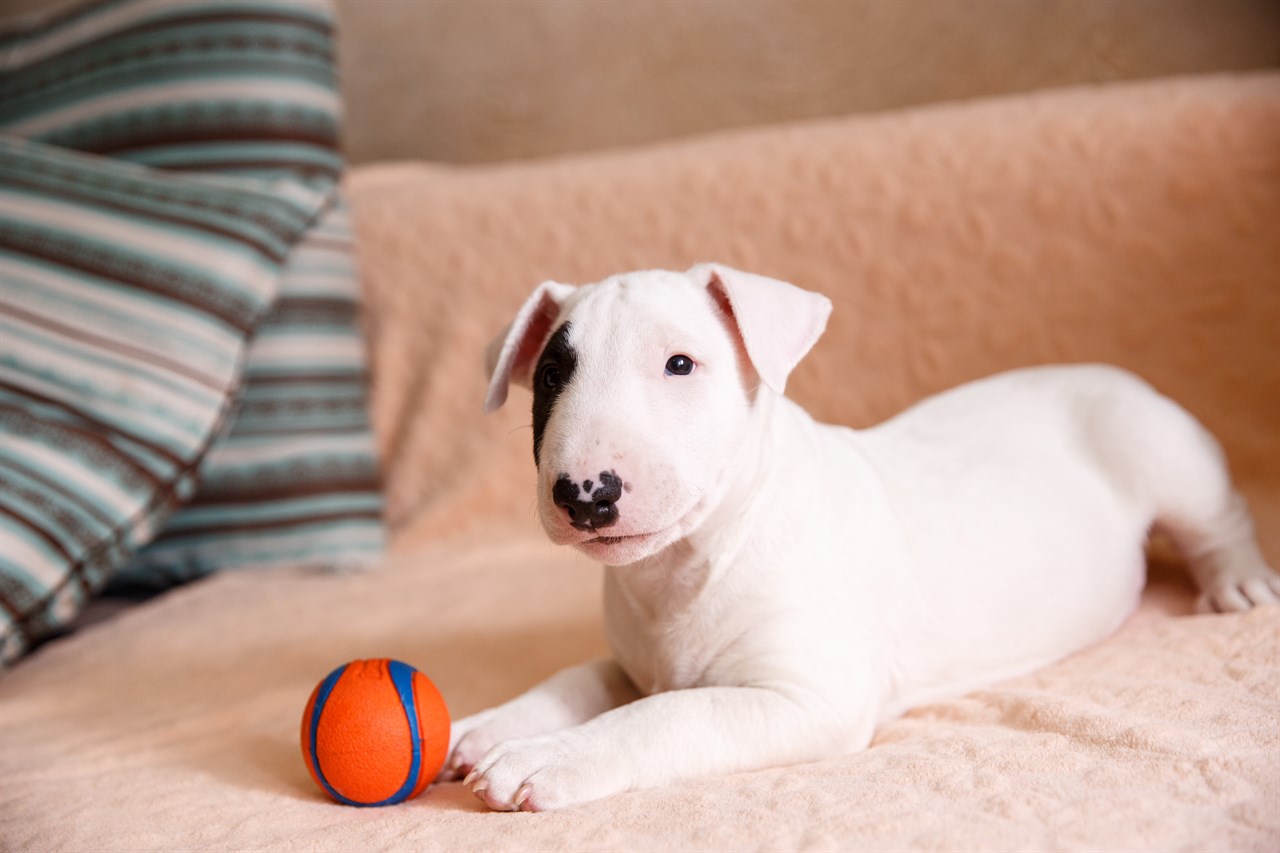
[445,264,1278,811]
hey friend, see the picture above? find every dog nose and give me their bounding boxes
[553,471,622,530]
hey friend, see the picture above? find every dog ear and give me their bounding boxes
[692,264,832,394]
[484,281,577,413]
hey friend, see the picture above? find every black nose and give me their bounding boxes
[553,471,622,530]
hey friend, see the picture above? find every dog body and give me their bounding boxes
[448,265,1277,811]
[607,368,1155,716]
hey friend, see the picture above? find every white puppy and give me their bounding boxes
[446,264,1278,812]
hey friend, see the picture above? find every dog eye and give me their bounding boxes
[539,363,561,389]
[665,355,695,376]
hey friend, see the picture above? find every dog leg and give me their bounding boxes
[1138,401,1277,612]
[464,683,870,811]
[1090,373,1279,613]
[439,659,639,781]
[1168,490,1280,613]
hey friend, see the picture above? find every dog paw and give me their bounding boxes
[464,732,620,812]
[437,710,513,782]
[1196,573,1280,613]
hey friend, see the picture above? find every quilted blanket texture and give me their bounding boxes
[0,73,1277,851]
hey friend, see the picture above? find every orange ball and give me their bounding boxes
[300,658,451,806]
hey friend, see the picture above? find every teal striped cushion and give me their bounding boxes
[114,197,386,586]
[0,0,343,181]
[0,0,386,659]
[0,134,328,663]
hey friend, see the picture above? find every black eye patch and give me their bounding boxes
[532,322,576,466]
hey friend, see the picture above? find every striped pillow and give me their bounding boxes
[0,0,344,181]
[113,198,385,586]
[1,0,386,649]
[0,134,328,664]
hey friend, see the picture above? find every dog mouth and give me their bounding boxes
[584,531,651,546]
[574,528,666,562]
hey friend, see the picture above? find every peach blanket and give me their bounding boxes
[1,73,1277,851]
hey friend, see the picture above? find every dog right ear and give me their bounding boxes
[692,263,832,395]
[483,281,577,413]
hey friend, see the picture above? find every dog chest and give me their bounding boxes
[601,560,790,695]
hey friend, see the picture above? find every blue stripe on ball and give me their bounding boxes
[308,663,359,806]
[380,660,425,806]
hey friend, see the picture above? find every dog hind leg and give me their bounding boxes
[1164,487,1279,613]
[1109,381,1279,612]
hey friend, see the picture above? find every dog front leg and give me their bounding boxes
[440,659,640,781]
[465,683,868,811]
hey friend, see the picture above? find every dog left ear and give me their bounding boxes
[484,281,577,413]
[692,264,832,394]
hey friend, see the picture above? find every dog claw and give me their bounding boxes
[516,784,534,811]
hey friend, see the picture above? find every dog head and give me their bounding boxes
[484,264,831,565]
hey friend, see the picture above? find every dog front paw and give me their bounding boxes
[464,732,622,812]
[438,709,516,782]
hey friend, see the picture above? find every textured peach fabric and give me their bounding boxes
[0,74,1277,851]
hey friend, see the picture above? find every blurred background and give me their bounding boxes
[5,0,1276,164]
[332,0,1280,165]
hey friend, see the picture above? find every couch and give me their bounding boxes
[1,64,1278,848]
